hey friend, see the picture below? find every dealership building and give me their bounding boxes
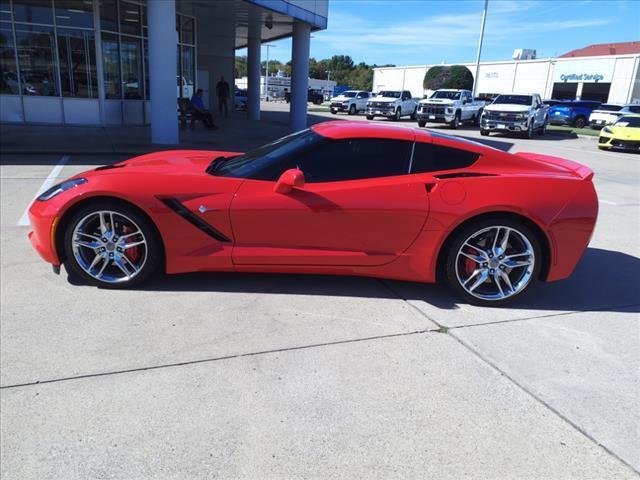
[373,42,640,104]
[0,0,328,143]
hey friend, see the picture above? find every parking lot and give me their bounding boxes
[1,111,639,478]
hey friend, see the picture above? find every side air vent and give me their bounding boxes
[435,172,497,179]
[160,198,231,242]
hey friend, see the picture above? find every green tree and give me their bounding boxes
[423,65,473,91]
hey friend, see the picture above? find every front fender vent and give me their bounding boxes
[159,198,230,243]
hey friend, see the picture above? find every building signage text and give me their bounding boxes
[560,73,605,83]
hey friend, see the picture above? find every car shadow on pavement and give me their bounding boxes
[131,247,639,313]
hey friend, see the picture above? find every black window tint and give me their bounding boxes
[411,142,480,174]
[628,105,640,113]
[300,138,412,183]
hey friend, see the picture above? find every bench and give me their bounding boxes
[177,97,201,130]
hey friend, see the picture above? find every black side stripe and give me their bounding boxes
[160,198,231,242]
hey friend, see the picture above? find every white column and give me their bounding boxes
[290,21,311,131]
[247,9,261,121]
[148,0,178,144]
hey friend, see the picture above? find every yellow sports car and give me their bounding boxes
[598,114,640,152]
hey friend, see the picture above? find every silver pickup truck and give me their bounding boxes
[416,89,485,129]
[365,90,418,121]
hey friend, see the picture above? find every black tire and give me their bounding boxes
[393,108,401,121]
[330,109,337,115]
[525,120,535,139]
[366,115,374,120]
[410,107,417,120]
[450,111,460,129]
[444,217,542,306]
[348,104,356,115]
[480,129,490,136]
[574,116,586,129]
[418,119,427,128]
[63,200,162,288]
[475,108,483,126]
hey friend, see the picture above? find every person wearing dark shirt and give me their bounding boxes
[190,89,217,130]
[216,76,230,118]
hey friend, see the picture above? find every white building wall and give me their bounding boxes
[609,57,637,103]
[373,54,640,103]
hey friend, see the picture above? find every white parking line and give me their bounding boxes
[17,156,70,227]
[599,199,618,206]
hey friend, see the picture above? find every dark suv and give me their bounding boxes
[548,100,601,129]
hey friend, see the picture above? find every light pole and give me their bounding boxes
[472,0,488,98]
[264,44,276,101]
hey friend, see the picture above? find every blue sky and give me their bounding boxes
[260,0,639,66]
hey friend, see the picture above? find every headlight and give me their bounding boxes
[602,127,613,134]
[519,113,529,119]
[37,178,87,201]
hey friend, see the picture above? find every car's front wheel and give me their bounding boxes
[393,108,401,121]
[63,201,162,288]
[418,119,427,128]
[444,219,541,306]
[366,115,374,120]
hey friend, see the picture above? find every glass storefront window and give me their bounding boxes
[14,24,59,96]
[57,27,96,97]
[181,16,193,45]
[101,31,119,98]
[100,0,117,32]
[0,1,11,22]
[54,0,93,29]
[13,0,54,25]
[0,22,19,94]
[120,35,141,99]
[119,1,140,36]
[181,45,194,99]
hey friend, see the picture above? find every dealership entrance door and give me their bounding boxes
[581,82,611,102]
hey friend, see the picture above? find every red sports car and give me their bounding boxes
[28,122,598,305]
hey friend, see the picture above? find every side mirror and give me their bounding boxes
[274,168,305,194]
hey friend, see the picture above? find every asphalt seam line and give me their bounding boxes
[377,279,640,476]
[0,329,432,390]
[16,155,70,227]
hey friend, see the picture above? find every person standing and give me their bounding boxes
[190,89,217,130]
[216,76,230,118]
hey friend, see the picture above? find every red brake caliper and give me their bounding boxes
[121,225,139,262]
[464,247,476,275]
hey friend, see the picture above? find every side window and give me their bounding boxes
[411,142,480,174]
[628,105,640,113]
[403,91,411,99]
[300,138,412,183]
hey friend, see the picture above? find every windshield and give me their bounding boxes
[615,116,640,127]
[598,104,622,112]
[340,91,357,98]
[212,129,322,179]
[431,91,461,100]
[378,91,400,98]
[492,95,532,105]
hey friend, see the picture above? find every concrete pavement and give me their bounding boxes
[1,106,639,478]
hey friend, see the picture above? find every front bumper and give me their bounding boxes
[28,201,61,266]
[366,107,395,117]
[330,103,350,112]
[417,112,455,123]
[589,118,614,129]
[481,118,528,132]
[598,134,640,151]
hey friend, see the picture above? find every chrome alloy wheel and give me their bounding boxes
[454,226,535,301]
[71,210,147,283]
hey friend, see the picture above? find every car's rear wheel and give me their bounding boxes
[63,202,161,288]
[410,107,417,120]
[574,116,586,129]
[445,219,541,306]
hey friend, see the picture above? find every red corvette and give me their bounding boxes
[28,122,598,305]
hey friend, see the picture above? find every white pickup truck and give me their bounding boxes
[329,90,372,115]
[416,89,485,129]
[365,90,418,121]
[480,93,548,138]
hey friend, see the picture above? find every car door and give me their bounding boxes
[402,91,413,114]
[230,135,429,266]
[356,92,368,111]
[533,95,545,127]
